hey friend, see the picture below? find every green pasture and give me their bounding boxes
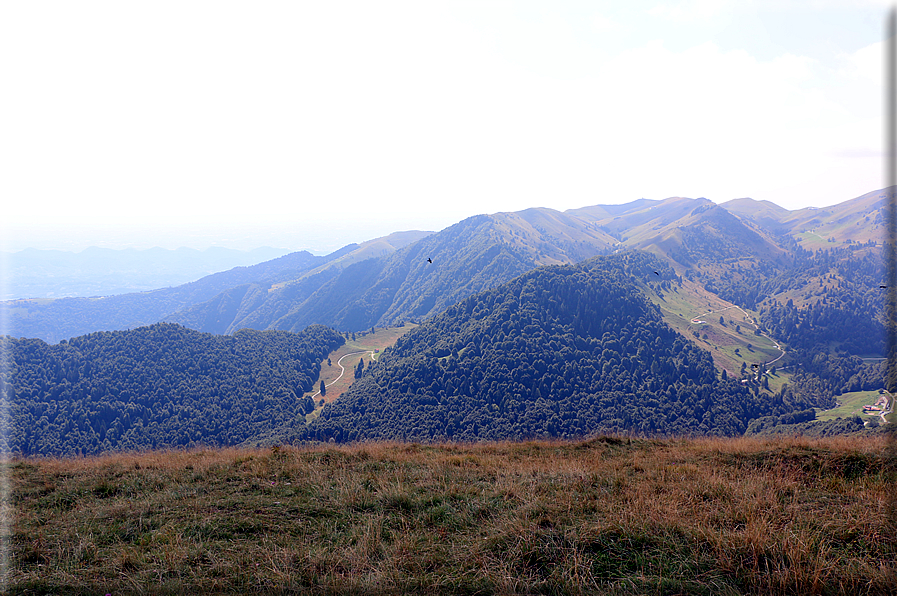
[816,389,885,422]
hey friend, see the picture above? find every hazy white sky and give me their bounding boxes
[1,0,890,252]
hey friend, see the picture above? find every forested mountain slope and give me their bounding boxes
[569,197,788,307]
[577,193,886,359]
[756,242,884,355]
[307,252,816,443]
[2,323,345,456]
[167,210,617,335]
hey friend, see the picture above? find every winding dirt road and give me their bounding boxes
[691,304,785,365]
[308,350,378,400]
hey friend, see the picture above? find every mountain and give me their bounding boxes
[307,252,816,443]
[165,211,617,334]
[6,188,889,382]
[6,250,324,343]
[720,187,889,251]
[718,197,792,231]
[7,188,891,447]
[5,231,431,343]
[2,246,291,300]
[3,323,345,456]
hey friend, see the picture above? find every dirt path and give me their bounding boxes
[308,350,377,400]
[303,325,415,408]
[879,392,892,424]
[691,304,786,365]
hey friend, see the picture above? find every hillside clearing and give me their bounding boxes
[303,325,417,418]
[644,279,785,377]
[815,390,890,423]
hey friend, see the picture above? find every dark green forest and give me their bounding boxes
[2,323,344,456]
[307,252,820,443]
[758,244,883,356]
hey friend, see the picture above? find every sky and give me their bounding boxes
[1,0,891,253]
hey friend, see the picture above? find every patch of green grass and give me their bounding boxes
[816,389,884,422]
[764,370,791,394]
[644,279,785,378]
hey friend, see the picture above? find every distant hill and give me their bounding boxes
[6,250,326,343]
[569,197,786,298]
[5,231,431,343]
[6,189,889,386]
[307,251,815,443]
[3,245,290,300]
[718,197,792,231]
[3,323,345,456]
[719,187,889,251]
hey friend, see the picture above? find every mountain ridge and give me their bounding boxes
[5,188,890,355]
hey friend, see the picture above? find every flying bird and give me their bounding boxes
[427,258,432,264]
[654,271,659,276]
[881,285,888,289]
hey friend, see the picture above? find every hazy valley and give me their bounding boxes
[2,246,292,301]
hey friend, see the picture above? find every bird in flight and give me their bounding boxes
[654,271,659,276]
[427,258,432,264]
[881,285,888,289]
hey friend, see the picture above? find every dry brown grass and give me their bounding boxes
[7,434,896,594]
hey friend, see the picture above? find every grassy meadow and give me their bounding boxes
[303,325,416,416]
[8,434,896,595]
[646,279,785,377]
[816,390,886,422]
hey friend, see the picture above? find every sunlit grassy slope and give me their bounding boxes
[10,435,895,595]
[816,390,888,422]
[303,325,416,403]
[641,278,785,378]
